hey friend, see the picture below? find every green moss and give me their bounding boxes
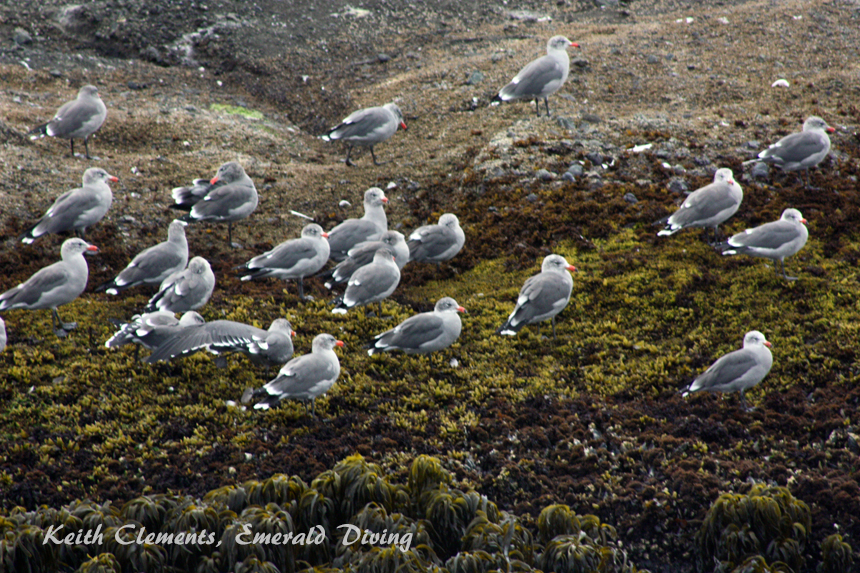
[210,103,266,120]
[3,211,853,466]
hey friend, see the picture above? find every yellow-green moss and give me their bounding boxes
[209,103,265,120]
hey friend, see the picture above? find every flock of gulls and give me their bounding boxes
[0,35,838,414]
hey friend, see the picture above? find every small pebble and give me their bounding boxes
[466,70,484,85]
[567,163,584,177]
[751,162,770,180]
[485,166,506,181]
[555,116,575,130]
[535,169,556,181]
[623,192,638,204]
[13,28,32,46]
[668,179,689,194]
[586,151,603,165]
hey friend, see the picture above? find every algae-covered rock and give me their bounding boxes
[726,555,792,573]
[76,553,121,573]
[818,533,853,573]
[0,454,657,573]
[696,483,810,572]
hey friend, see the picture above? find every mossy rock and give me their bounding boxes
[311,454,406,523]
[0,453,653,571]
[538,529,641,573]
[0,523,58,573]
[696,483,811,572]
[334,502,433,564]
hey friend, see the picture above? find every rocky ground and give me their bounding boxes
[1,0,860,571]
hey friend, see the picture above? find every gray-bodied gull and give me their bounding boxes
[0,238,98,337]
[322,102,406,166]
[657,168,742,243]
[243,333,343,415]
[682,330,773,411]
[324,231,408,289]
[171,162,258,247]
[743,116,835,188]
[327,187,388,262]
[144,256,215,314]
[28,85,107,159]
[146,318,294,373]
[495,36,579,117]
[105,311,205,361]
[408,213,466,264]
[720,208,809,280]
[498,254,576,339]
[332,248,400,315]
[367,297,465,356]
[19,168,119,244]
[97,220,189,295]
[237,223,330,301]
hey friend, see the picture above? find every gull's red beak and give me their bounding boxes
[335,340,345,347]
[571,42,580,48]
[86,245,99,252]
[400,121,407,130]
[381,197,389,204]
[826,126,836,133]
[321,232,330,238]
[764,341,773,348]
[108,176,119,182]
[457,306,466,313]
[567,265,577,272]
[210,176,220,185]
